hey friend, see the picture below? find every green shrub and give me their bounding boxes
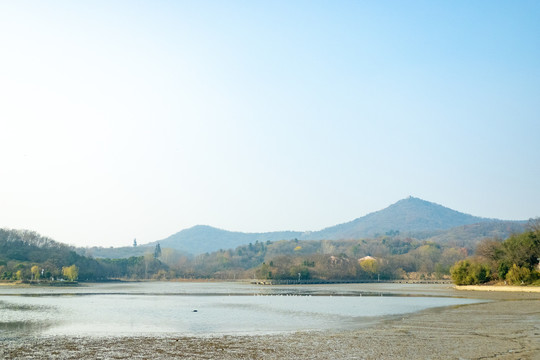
[506,264,532,285]
[497,261,510,280]
[450,260,491,285]
[470,262,491,284]
[450,260,471,285]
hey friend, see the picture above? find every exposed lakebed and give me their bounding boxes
[0,282,484,337]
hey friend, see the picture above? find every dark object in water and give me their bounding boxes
[192,310,198,312]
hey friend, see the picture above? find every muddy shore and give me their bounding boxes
[1,291,539,359]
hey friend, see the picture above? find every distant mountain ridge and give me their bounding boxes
[141,197,524,255]
[152,225,302,255]
[84,197,527,257]
[302,197,490,240]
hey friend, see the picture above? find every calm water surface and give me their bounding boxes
[0,282,484,337]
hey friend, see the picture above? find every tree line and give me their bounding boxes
[450,219,540,285]
[4,222,537,284]
[117,235,468,281]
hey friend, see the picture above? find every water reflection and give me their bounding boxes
[0,320,56,337]
[0,300,58,337]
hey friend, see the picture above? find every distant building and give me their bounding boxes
[358,256,376,262]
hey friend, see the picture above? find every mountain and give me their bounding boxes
[85,197,527,257]
[146,225,302,255]
[412,220,526,247]
[301,197,492,240]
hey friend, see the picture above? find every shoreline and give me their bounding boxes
[1,292,539,359]
[2,278,539,292]
[455,284,540,293]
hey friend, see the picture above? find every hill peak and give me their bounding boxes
[390,196,448,209]
[304,196,488,240]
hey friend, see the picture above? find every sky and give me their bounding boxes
[1,1,539,248]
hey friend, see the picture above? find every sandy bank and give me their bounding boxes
[2,298,539,359]
[456,285,540,293]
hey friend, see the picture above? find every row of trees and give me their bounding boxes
[0,263,79,282]
[450,220,540,285]
[254,255,384,281]
[138,236,468,281]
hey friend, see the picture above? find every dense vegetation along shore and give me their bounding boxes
[450,221,540,286]
[2,295,538,360]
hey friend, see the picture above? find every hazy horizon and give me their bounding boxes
[1,1,539,247]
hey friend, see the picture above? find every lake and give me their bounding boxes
[0,282,484,337]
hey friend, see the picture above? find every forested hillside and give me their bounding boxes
[418,221,525,247]
[0,229,101,280]
[0,229,168,281]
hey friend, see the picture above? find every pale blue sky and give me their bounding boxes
[1,1,539,247]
